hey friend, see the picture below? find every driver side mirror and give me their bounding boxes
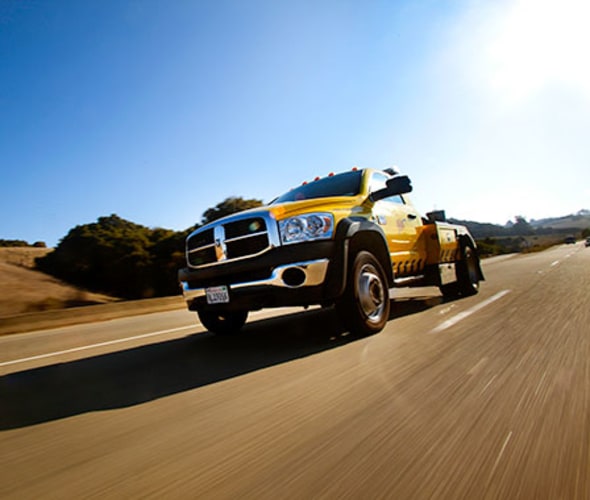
[369,175,413,202]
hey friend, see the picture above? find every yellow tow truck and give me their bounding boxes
[179,168,484,335]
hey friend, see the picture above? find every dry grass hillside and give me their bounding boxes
[0,247,118,318]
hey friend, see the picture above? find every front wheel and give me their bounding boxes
[198,310,248,335]
[337,251,390,336]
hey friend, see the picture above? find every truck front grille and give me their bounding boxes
[186,215,274,268]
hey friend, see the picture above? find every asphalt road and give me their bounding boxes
[1,243,589,499]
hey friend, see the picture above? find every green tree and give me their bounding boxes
[511,216,534,236]
[148,229,190,296]
[37,214,157,299]
[201,196,263,225]
[0,239,29,247]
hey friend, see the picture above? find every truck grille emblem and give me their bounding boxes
[214,225,227,261]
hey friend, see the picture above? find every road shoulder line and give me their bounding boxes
[0,325,196,368]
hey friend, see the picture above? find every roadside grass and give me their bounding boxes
[0,247,118,317]
[0,246,52,268]
[0,247,184,335]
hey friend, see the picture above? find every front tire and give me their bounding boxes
[337,251,390,336]
[198,310,248,335]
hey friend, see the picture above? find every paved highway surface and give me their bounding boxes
[1,243,589,499]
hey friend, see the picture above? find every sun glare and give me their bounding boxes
[484,0,590,103]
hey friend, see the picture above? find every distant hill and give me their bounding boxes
[447,219,509,239]
[529,210,590,231]
[450,209,590,239]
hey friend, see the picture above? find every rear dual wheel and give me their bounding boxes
[440,243,480,299]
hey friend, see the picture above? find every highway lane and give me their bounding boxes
[1,244,589,498]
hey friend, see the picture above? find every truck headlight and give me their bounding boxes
[279,213,334,245]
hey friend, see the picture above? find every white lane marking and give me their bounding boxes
[467,357,488,376]
[550,260,560,267]
[0,325,196,368]
[430,290,511,333]
[480,375,498,395]
[438,304,457,316]
[489,432,513,481]
[535,369,548,396]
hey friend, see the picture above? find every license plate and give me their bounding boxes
[206,285,230,304]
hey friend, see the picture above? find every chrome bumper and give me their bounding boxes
[180,258,330,303]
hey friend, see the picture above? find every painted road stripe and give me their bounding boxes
[489,431,513,481]
[431,290,511,333]
[0,325,196,368]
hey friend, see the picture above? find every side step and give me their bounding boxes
[393,274,426,287]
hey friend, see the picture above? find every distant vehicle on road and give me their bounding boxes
[585,237,590,247]
[564,236,576,244]
[179,168,484,336]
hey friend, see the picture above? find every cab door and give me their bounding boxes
[368,172,425,277]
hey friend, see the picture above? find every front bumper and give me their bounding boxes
[181,258,329,301]
[178,241,347,312]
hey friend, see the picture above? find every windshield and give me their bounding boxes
[271,170,363,204]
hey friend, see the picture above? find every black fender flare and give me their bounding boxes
[458,234,485,282]
[334,218,394,287]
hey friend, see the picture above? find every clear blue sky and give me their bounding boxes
[2,0,589,247]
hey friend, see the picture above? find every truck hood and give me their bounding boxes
[267,196,366,220]
[192,195,368,238]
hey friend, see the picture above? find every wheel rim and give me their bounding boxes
[357,263,386,323]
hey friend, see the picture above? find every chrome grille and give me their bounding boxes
[186,214,274,268]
